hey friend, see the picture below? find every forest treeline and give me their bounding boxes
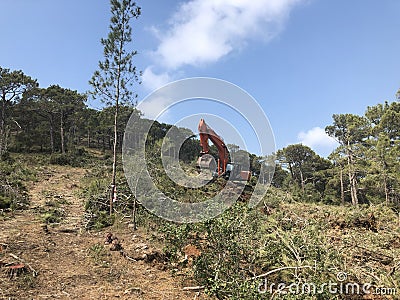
[1,66,399,208]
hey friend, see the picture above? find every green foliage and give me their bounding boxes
[88,211,115,230]
[16,273,36,289]
[0,67,37,156]
[0,155,33,210]
[88,243,110,267]
[1,66,141,155]
[49,153,73,165]
[89,0,142,214]
[1,61,400,299]
[277,144,332,203]
[79,154,133,230]
[82,179,114,230]
[193,203,265,299]
[159,223,195,260]
[0,195,12,209]
[89,0,141,106]
[80,160,121,229]
[49,147,90,167]
[157,198,400,299]
[40,208,65,224]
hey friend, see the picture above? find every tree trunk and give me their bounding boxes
[347,142,358,205]
[383,173,389,204]
[109,34,124,215]
[351,174,358,205]
[0,97,6,156]
[49,121,55,153]
[87,128,91,148]
[132,196,137,231]
[71,125,76,147]
[299,169,305,193]
[60,114,65,154]
[288,163,294,182]
[110,101,119,215]
[340,167,345,204]
[3,127,9,156]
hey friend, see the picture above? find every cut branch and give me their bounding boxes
[9,253,38,277]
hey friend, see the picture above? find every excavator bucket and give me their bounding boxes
[197,154,216,171]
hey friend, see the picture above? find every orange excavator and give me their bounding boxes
[197,118,251,181]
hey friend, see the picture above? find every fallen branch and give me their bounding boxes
[9,253,38,277]
[252,265,314,279]
[121,251,137,262]
[183,286,205,291]
[348,243,393,265]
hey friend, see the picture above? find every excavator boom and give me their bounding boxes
[197,118,251,181]
[198,119,229,175]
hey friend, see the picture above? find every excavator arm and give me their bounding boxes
[197,118,229,175]
[197,118,251,181]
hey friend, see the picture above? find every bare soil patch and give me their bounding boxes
[0,165,209,299]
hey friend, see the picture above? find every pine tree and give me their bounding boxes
[89,0,141,215]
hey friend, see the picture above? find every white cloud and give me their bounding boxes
[297,127,339,156]
[298,127,338,148]
[138,95,172,120]
[152,0,304,70]
[142,66,172,92]
[141,0,306,119]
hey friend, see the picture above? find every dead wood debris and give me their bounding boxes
[352,245,393,265]
[103,233,167,265]
[182,286,205,291]
[8,253,38,277]
[4,263,28,279]
[0,253,38,280]
[104,232,123,251]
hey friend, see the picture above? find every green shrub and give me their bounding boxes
[159,223,193,260]
[88,243,110,267]
[41,208,65,223]
[81,173,115,230]
[85,210,115,230]
[49,153,72,165]
[0,157,32,210]
[0,151,14,163]
[0,195,12,209]
[49,148,90,167]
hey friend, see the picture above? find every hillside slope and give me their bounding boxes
[0,164,210,300]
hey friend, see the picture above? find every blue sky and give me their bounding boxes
[1,0,400,157]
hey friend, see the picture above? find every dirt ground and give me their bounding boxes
[0,165,210,300]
